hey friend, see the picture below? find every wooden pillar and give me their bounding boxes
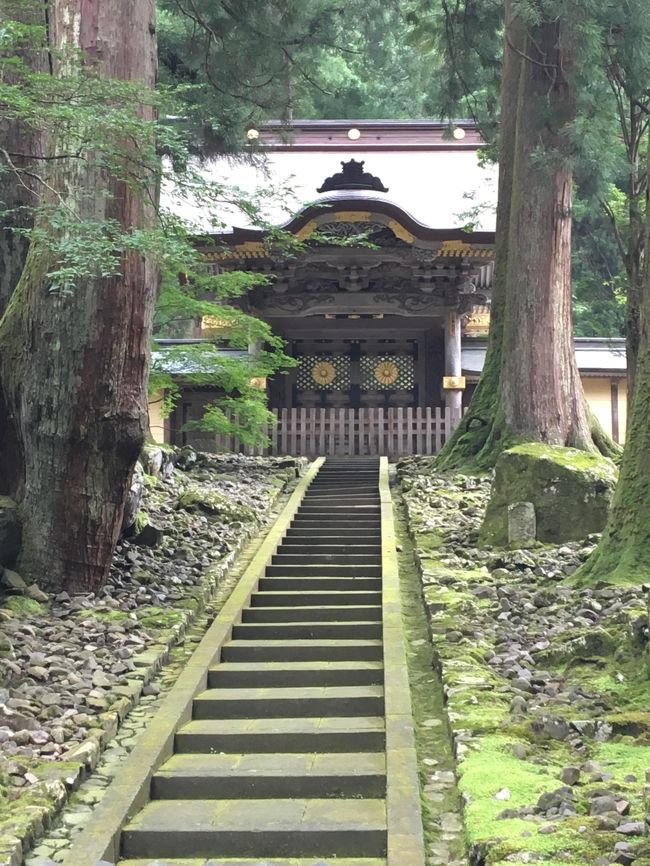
[611,379,620,444]
[444,311,463,426]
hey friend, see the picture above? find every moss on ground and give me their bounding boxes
[1,596,46,615]
[136,605,186,631]
[176,485,257,523]
[460,736,618,865]
[77,608,132,623]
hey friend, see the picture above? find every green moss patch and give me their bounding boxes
[136,605,186,631]
[2,596,46,615]
[176,485,257,523]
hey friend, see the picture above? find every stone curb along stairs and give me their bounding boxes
[62,456,425,866]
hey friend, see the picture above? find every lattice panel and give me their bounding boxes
[360,354,415,390]
[296,354,351,391]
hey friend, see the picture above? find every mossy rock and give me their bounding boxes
[536,627,618,666]
[480,444,617,546]
[176,485,257,523]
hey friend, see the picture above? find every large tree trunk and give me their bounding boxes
[499,19,592,448]
[578,140,650,583]
[437,0,519,470]
[0,2,48,495]
[438,3,609,470]
[0,0,158,592]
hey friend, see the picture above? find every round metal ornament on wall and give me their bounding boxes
[373,360,400,387]
[311,360,337,386]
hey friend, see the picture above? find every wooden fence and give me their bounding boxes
[213,406,462,457]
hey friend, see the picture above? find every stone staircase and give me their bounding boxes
[120,457,389,866]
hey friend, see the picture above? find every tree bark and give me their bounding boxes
[0,0,48,316]
[0,0,159,592]
[437,0,519,470]
[438,3,610,470]
[624,148,644,411]
[579,137,650,583]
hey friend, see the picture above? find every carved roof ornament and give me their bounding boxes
[317,159,389,194]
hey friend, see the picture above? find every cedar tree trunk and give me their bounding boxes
[438,4,614,470]
[0,0,47,315]
[437,0,519,469]
[578,140,650,583]
[0,0,159,592]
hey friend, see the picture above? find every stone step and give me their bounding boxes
[249,590,382,607]
[258,577,382,592]
[285,527,381,539]
[120,858,386,866]
[265,564,382,577]
[289,522,381,532]
[305,488,379,496]
[193,685,384,719]
[292,514,380,524]
[175,717,385,754]
[278,542,381,554]
[232,621,382,641]
[121,798,387,859]
[298,496,381,506]
[316,471,378,478]
[241,605,382,624]
[220,639,383,663]
[151,752,386,799]
[207,661,384,689]
[306,490,378,498]
[271,553,381,566]
[305,486,380,493]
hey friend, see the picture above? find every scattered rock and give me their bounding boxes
[1,568,27,591]
[560,766,581,786]
[132,522,164,548]
[617,822,645,836]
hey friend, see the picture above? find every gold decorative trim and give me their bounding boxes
[334,210,372,221]
[438,241,494,259]
[295,219,319,241]
[204,241,266,261]
[387,219,415,243]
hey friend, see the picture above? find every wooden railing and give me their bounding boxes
[213,406,462,457]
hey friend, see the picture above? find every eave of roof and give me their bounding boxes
[200,194,495,249]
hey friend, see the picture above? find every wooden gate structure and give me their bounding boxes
[213,406,462,458]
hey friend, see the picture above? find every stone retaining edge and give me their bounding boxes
[379,456,426,866]
[401,494,476,766]
[61,457,325,866]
